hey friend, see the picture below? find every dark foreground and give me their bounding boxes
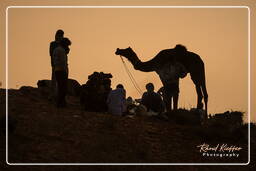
[0,88,255,170]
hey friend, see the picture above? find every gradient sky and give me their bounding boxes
[0,0,255,122]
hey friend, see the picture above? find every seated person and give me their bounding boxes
[107,84,126,116]
[141,83,164,114]
[125,96,137,115]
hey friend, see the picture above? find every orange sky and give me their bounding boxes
[0,0,255,122]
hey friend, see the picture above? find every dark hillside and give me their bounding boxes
[0,88,254,170]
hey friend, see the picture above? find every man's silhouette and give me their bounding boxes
[141,83,164,114]
[52,37,71,107]
[49,29,64,100]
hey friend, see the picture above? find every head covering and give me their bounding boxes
[55,29,64,41]
[116,84,124,89]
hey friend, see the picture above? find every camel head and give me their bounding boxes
[115,47,138,62]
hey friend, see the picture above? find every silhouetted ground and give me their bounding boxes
[0,88,255,170]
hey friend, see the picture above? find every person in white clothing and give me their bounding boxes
[107,84,126,115]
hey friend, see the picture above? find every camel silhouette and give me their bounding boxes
[115,45,208,114]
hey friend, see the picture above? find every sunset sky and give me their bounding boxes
[0,0,255,122]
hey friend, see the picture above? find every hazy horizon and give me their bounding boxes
[0,3,254,122]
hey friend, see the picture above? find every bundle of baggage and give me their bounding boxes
[80,72,112,112]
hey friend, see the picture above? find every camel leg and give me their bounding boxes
[163,87,172,112]
[201,85,208,123]
[204,97,208,121]
[201,83,208,114]
[204,98,208,114]
[173,93,179,110]
[195,84,203,109]
[167,97,172,112]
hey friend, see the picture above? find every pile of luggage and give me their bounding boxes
[80,72,112,112]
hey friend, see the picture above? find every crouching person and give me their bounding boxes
[52,37,71,107]
[107,84,126,116]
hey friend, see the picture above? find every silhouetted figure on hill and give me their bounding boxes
[115,45,208,114]
[52,37,71,107]
[49,29,64,100]
[107,84,126,116]
[141,83,164,114]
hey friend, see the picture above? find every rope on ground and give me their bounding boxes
[120,56,143,96]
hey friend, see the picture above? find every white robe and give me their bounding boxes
[107,88,126,115]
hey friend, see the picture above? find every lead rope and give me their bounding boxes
[119,56,143,96]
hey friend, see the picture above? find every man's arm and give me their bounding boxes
[49,42,54,56]
[49,42,55,67]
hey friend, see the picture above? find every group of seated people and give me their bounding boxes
[106,82,165,116]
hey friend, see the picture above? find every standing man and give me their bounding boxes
[49,29,64,100]
[52,37,71,107]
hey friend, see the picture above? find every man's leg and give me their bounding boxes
[51,67,57,101]
[163,87,172,112]
[62,71,68,106]
[56,71,67,107]
[55,71,61,107]
[173,93,179,110]
[172,82,180,110]
[163,95,172,112]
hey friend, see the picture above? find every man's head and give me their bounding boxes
[146,83,154,92]
[55,29,64,41]
[116,84,124,89]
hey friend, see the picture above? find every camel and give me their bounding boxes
[115,45,208,114]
